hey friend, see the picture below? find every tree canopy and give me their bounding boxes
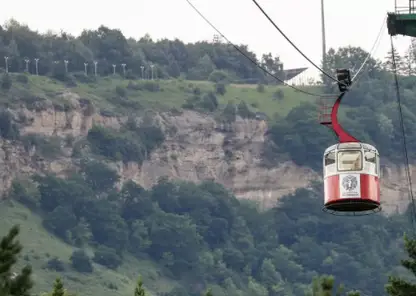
[0,19,287,83]
[9,166,416,295]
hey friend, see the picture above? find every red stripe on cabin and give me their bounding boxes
[324,174,379,204]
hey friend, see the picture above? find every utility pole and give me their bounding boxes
[64,60,69,73]
[321,0,327,67]
[4,56,8,73]
[93,61,98,76]
[34,58,39,75]
[84,62,88,75]
[112,64,116,75]
[140,65,144,79]
[121,63,126,76]
[24,58,30,73]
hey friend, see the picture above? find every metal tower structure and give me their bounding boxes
[387,0,416,37]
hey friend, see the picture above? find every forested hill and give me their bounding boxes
[0,19,284,83]
[1,19,416,296]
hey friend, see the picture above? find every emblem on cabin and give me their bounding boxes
[342,175,358,191]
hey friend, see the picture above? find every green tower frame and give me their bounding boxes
[387,0,416,37]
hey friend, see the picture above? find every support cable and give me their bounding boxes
[351,16,386,82]
[390,36,416,231]
[184,0,337,97]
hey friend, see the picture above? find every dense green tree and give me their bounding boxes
[134,276,146,296]
[80,159,120,193]
[11,168,416,295]
[51,278,65,296]
[43,205,77,240]
[386,235,416,295]
[0,225,33,296]
[306,275,361,296]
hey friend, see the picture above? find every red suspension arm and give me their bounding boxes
[331,92,359,143]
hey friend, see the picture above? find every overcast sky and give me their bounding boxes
[0,0,413,70]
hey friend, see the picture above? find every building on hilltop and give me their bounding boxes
[284,67,321,86]
[283,67,308,81]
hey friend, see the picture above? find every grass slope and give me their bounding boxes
[0,200,176,296]
[3,74,322,118]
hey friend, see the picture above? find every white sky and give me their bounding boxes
[0,0,413,71]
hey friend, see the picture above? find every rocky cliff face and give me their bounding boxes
[0,91,411,213]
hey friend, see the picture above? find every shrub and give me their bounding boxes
[16,74,29,84]
[9,178,40,209]
[21,134,62,158]
[0,110,20,140]
[73,72,96,83]
[256,83,265,93]
[70,250,93,273]
[87,125,145,163]
[1,73,12,90]
[140,81,160,92]
[193,87,201,95]
[215,83,226,95]
[201,92,218,112]
[93,246,122,269]
[208,70,229,83]
[273,89,284,100]
[237,101,255,118]
[46,257,65,271]
[115,85,127,97]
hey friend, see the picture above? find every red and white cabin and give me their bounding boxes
[323,142,381,214]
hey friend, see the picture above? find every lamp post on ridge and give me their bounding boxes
[34,58,39,75]
[150,64,154,80]
[140,65,144,79]
[93,61,98,76]
[121,63,126,76]
[24,58,30,73]
[4,56,9,73]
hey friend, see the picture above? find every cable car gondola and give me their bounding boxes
[319,69,381,215]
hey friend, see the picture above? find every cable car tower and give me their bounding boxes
[319,70,381,215]
[386,1,416,222]
[387,0,416,37]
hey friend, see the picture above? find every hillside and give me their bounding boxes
[0,73,327,296]
[1,20,416,296]
[0,73,412,212]
[0,74,323,209]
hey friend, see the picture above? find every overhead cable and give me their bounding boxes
[184,0,336,97]
[251,0,342,85]
[351,16,387,82]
